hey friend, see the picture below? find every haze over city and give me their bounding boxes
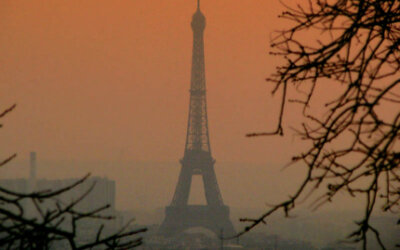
[0,1,398,249]
[0,0,309,210]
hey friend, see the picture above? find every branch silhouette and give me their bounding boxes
[0,105,146,249]
[241,1,400,249]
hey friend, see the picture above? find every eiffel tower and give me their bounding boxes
[158,0,235,237]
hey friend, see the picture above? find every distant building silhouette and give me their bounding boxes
[0,152,117,225]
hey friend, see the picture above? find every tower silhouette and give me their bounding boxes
[158,0,235,237]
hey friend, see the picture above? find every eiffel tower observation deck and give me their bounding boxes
[158,0,236,237]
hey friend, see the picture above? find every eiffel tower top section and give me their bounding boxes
[184,0,211,155]
[191,0,205,31]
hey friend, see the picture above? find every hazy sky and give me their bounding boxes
[0,1,349,211]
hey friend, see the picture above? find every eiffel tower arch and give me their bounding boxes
[158,0,235,237]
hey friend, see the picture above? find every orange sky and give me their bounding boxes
[0,0,337,210]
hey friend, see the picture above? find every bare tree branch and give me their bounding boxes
[242,1,400,249]
[0,104,146,248]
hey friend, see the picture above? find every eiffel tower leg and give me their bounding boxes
[170,161,193,206]
[202,165,223,206]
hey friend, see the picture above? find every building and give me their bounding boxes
[0,152,118,234]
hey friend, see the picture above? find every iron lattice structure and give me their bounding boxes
[159,1,235,237]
